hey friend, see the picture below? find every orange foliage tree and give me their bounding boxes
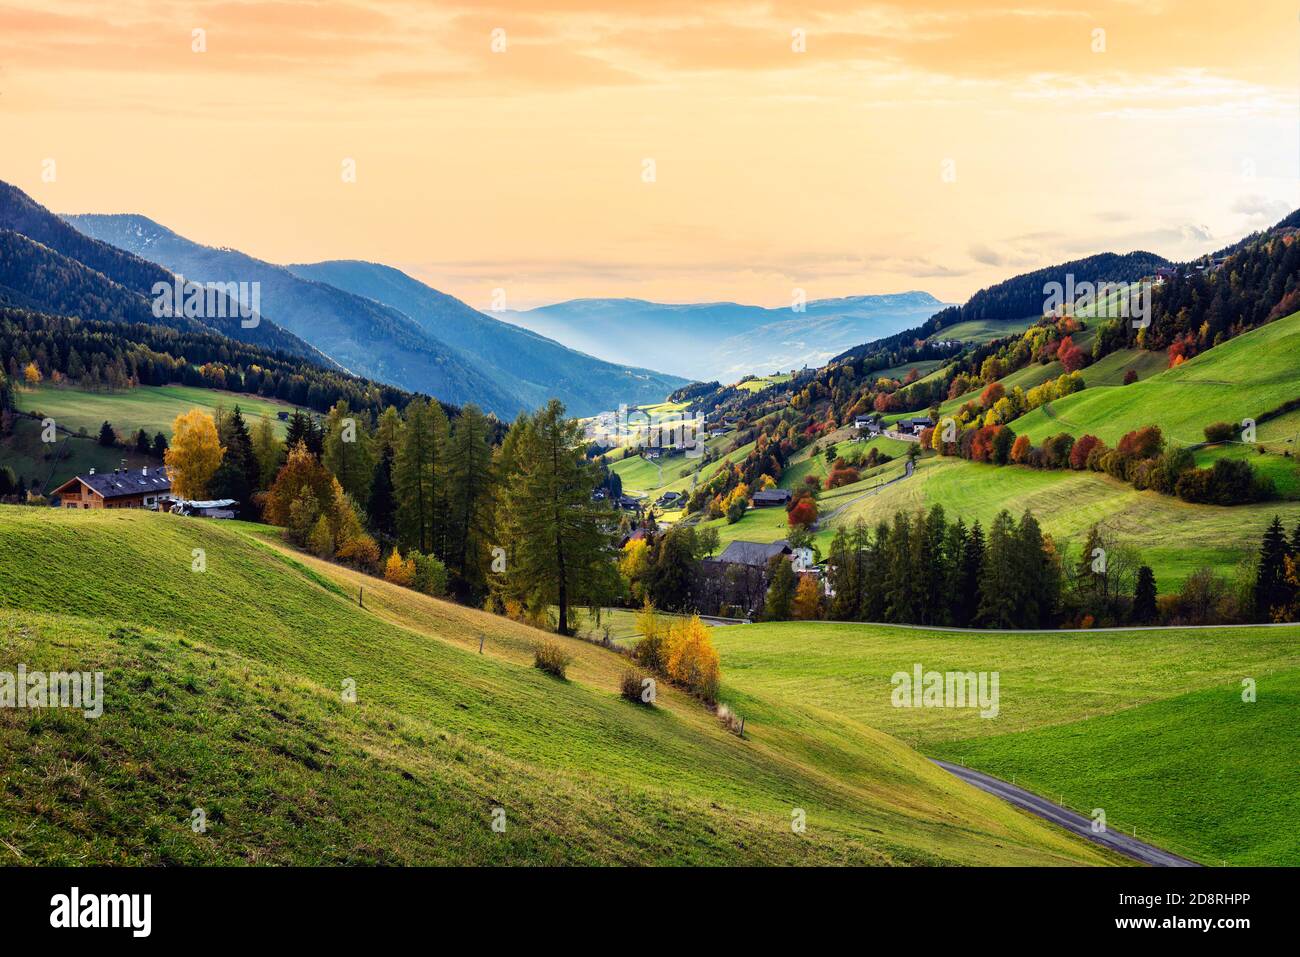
[664,615,721,701]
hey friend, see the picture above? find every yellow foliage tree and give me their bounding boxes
[619,538,650,601]
[792,574,822,620]
[23,362,41,385]
[165,409,225,499]
[633,598,669,674]
[665,614,721,700]
[383,549,416,587]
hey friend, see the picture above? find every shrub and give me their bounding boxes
[633,600,669,674]
[533,640,573,679]
[1069,434,1101,470]
[620,669,654,705]
[1122,369,1138,385]
[336,531,381,570]
[1204,421,1236,443]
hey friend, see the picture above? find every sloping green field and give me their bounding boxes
[820,456,1300,589]
[1012,311,1300,446]
[711,620,1300,865]
[15,384,297,440]
[0,508,1109,866]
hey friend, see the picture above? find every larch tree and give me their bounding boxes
[165,409,225,500]
[443,404,495,597]
[322,400,374,503]
[497,400,618,636]
[394,398,449,556]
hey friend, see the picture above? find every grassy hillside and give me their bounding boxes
[15,384,297,440]
[0,508,1109,866]
[711,620,1300,865]
[820,455,1300,588]
[931,315,1037,344]
[1012,310,1300,446]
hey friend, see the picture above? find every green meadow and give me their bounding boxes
[711,620,1300,865]
[15,383,298,440]
[0,508,1109,866]
[819,455,1300,589]
[1012,310,1300,446]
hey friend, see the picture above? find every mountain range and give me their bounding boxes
[500,292,950,381]
[0,182,327,364]
[64,212,687,417]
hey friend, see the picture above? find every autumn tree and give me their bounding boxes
[264,441,336,529]
[165,409,225,499]
[664,615,721,700]
[792,574,822,620]
[250,414,284,488]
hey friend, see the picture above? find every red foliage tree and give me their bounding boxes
[980,381,1005,409]
[1055,335,1085,373]
[825,465,860,489]
[969,425,1001,463]
[1069,434,1101,470]
[1117,425,1164,460]
[788,497,818,527]
[1010,434,1033,464]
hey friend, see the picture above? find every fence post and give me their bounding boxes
[739,717,745,737]
[479,635,485,654]
[358,587,364,608]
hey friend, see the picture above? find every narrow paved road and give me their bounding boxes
[933,760,1201,867]
[817,458,915,528]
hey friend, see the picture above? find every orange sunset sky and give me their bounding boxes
[0,0,1296,310]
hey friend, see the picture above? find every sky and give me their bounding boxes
[0,0,1296,310]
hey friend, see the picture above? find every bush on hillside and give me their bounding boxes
[533,640,572,680]
[620,669,654,706]
[1204,421,1237,443]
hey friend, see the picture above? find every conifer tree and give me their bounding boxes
[496,400,618,635]
[1255,516,1290,621]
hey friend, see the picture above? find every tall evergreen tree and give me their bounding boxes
[1132,565,1158,623]
[444,404,495,597]
[218,405,260,498]
[98,420,116,447]
[497,400,618,635]
[763,555,797,621]
[393,398,449,555]
[366,445,397,541]
[285,410,323,459]
[322,400,374,503]
[1015,510,1056,627]
[827,527,860,621]
[1254,516,1291,621]
[883,511,915,623]
[977,510,1019,628]
[955,520,985,626]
